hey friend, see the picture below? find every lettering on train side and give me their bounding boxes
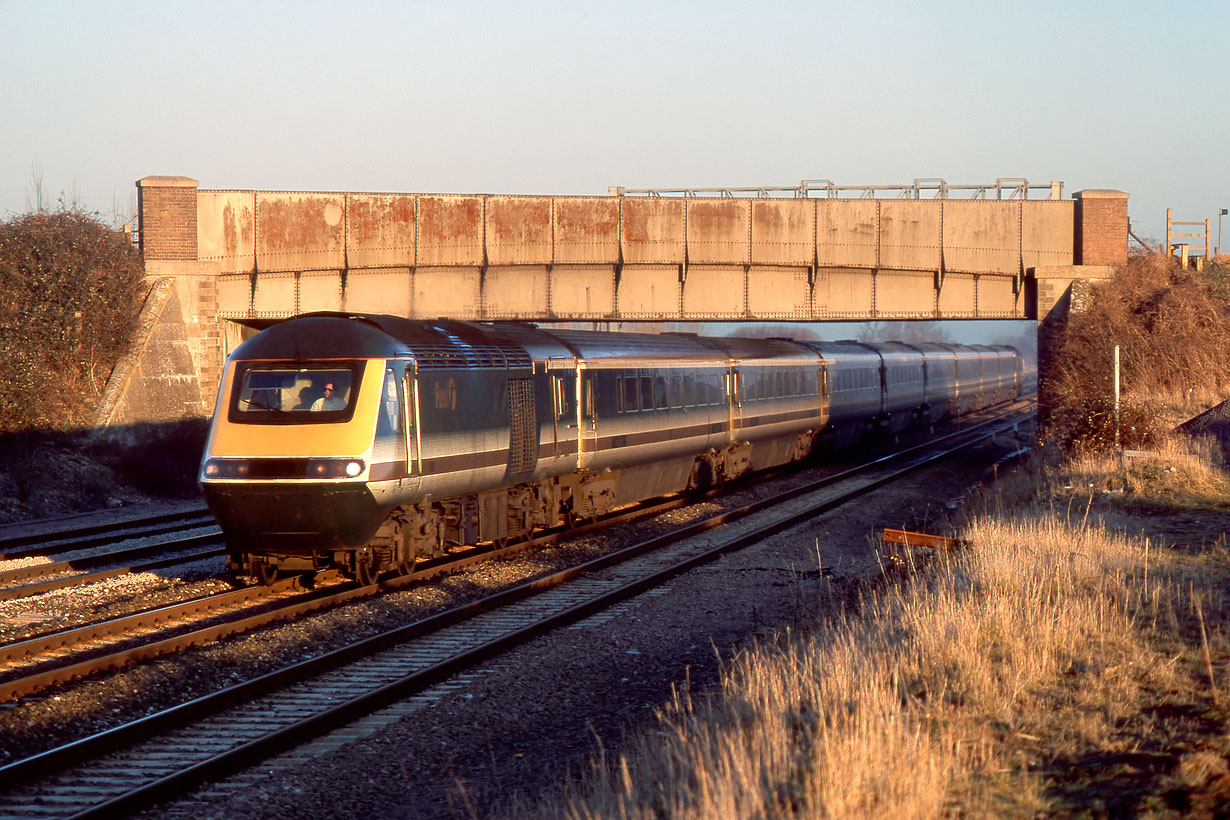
[434,378,458,411]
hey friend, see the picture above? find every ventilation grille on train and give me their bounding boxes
[507,378,537,475]
[410,335,532,370]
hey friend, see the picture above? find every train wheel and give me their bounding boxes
[353,548,379,586]
[254,562,279,586]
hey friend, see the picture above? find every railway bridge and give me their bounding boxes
[100,176,1127,426]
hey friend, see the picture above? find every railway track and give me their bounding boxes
[0,507,214,560]
[0,402,1031,818]
[0,494,708,704]
[0,401,1028,705]
[0,535,224,603]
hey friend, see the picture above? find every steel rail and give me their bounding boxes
[0,571,316,666]
[0,530,222,594]
[0,508,214,560]
[0,407,1029,818]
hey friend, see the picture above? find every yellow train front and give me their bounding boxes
[199,313,537,585]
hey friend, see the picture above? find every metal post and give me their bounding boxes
[1219,209,1226,260]
[1114,345,1120,450]
[1167,208,1172,257]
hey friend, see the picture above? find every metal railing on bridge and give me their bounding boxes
[610,178,1064,201]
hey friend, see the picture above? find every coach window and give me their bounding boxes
[639,376,653,411]
[668,375,681,408]
[654,376,669,409]
[682,374,695,406]
[620,375,638,413]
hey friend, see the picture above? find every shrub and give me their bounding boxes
[1043,253,1230,452]
[0,211,145,433]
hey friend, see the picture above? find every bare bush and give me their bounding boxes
[1043,253,1230,452]
[0,210,145,433]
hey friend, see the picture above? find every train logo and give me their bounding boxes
[434,378,457,411]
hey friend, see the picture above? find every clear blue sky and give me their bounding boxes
[2,0,1227,247]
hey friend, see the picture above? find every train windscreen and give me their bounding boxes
[229,362,362,423]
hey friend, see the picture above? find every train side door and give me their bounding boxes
[726,363,743,439]
[402,369,421,475]
[817,362,830,429]
[576,364,599,468]
[547,358,578,462]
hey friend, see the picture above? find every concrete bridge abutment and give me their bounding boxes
[1029,189,1128,426]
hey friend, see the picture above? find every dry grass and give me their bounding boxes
[510,440,1230,819]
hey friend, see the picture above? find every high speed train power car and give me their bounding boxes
[199,313,1022,584]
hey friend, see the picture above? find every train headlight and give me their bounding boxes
[202,459,250,479]
[305,458,366,478]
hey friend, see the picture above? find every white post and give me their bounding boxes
[1114,345,1121,449]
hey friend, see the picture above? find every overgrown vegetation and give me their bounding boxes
[0,209,205,519]
[0,210,145,433]
[1043,253,1230,453]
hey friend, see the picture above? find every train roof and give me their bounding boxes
[232,314,1019,371]
[228,313,532,369]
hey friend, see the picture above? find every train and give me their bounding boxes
[199,313,1023,585]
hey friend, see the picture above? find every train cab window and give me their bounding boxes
[230,363,361,424]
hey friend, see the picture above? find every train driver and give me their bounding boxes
[311,381,348,411]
